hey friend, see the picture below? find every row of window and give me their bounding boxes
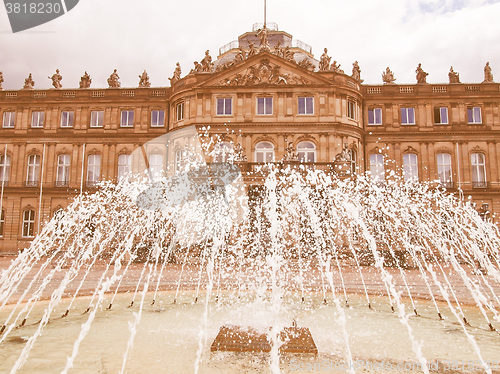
[1,110,166,129]
[367,106,483,125]
[369,152,488,187]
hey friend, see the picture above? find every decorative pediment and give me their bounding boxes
[404,145,418,154]
[198,52,330,88]
[471,145,484,153]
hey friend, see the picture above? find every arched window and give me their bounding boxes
[403,153,418,181]
[0,154,10,185]
[369,154,384,182]
[255,142,275,163]
[349,149,357,175]
[149,153,164,179]
[175,149,189,172]
[297,141,316,162]
[56,154,70,186]
[117,154,132,180]
[437,153,452,187]
[86,154,101,186]
[214,142,233,163]
[26,154,41,187]
[471,153,487,188]
[22,209,35,238]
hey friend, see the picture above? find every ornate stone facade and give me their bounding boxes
[0,24,499,253]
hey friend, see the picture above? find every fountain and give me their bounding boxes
[1,126,500,373]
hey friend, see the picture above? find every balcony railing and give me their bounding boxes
[54,181,69,187]
[472,181,489,189]
[235,162,335,174]
[25,181,39,187]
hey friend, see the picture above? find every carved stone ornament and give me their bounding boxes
[79,71,92,89]
[201,50,213,72]
[283,142,298,161]
[49,69,62,89]
[351,61,363,83]
[219,60,309,86]
[319,48,331,71]
[107,69,121,88]
[472,145,483,153]
[298,58,315,72]
[233,143,247,162]
[138,70,151,88]
[169,63,181,85]
[23,73,35,90]
[382,67,396,84]
[404,145,418,154]
[0,71,4,90]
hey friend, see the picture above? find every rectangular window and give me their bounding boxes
[0,155,10,185]
[368,108,382,125]
[31,111,45,128]
[26,154,40,186]
[467,106,482,124]
[151,110,165,127]
[149,153,164,180]
[117,154,132,180]
[120,110,134,127]
[87,154,101,186]
[437,153,452,187]
[22,210,35,238]
[0,210,4,237]
[90,110,104,128]
[56,154,70,186]
[369,154,384,182]
[471,153,487,188]
[347,101,356,119]
[434,107,448,124]
[60,111,74,128]
[298,97,314,115]
[400,107,415,125]
[257,97,273,115]
[2,112,15,128]
[176,102,184,121]
[403,153,418,182]
[217,98,232,116]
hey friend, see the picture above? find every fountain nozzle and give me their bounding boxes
[0,325,5,334]
[62,309,69,318]
[391,305,395,313]
[128,301,134,308]
[413,309,418,317]
[438,313,443,320]
[489,323,496,332]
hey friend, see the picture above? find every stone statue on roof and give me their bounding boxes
[483,62,494,83]
[415,63,428,84]
[352,61,363,82]
[248,42,257,58]
[48,69,62,89]
[79,71,91,89]
[319,48,331,71]
[138,70,151,88]
[169,63,181,85]
[330,60,342,73]
[107,69,121,88]
[448,66,460,84]
[23,73,34,90]
[256,25,270,51]
[382,67,396,84]
[201,50,213,72]
[0,71,3,90]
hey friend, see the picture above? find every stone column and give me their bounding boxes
[319,134,327,162]
[420,142,429,181]
[487,141,497,186]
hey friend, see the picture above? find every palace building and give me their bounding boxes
[0,23,499,254]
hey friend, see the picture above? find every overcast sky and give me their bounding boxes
[1,0,499,89]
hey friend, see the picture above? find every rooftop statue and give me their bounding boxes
[330,60,342,73]
[48,69,62,89]
[0,71,3,90]
[79,71,91,89]
[319,48,331,71]
[382,67,396,84]
[351,61,363,82]
[201,50,213,72]
[256,25,270,51]
[169,63,181,85]
[283,46,294,61]
[415,63,428,84]
[233,48,246,63]
[247,42,257,58]
[273,41,281,56]
[483,62,494,83]
[448,66,460,84]
[190,61,202,74]
[138,70,151,88]
[107,69,121,88]
[23,73,34,90]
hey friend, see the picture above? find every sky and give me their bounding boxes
[0,0,500,89]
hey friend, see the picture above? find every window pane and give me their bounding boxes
[401,108,407,124]
[306,97,313,114]
[375,108,382,124]
[440,107,448,124]
[217,99,224,115]
[225,98,232,115]
[265,98,272,114]
[368,110,374,124]
[408,108,415,123]
[257,98,264,114]
[298,97,305,114]
[474,107,481,123]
